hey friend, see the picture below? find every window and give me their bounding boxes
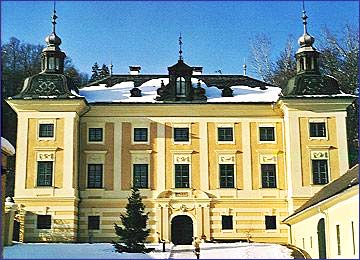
[218,127,233,142]
[265,216,276,230]
[175,164,189,188]
[88,216,100,230]
[309,122,326,138]
[261,164,276,188]
[88,128,103,142]
[222,216,233,230]
[174,128,189,142]
[39,124,54,138]
[37,215,51,229]
[37,161,53,186]
[219,164,234,188]
[312,160,329,184]
[336,224,341,255]
[259,127,275,141]
[133,164,148,188]
[134,128,148,142]
[176,77,186,97]
[87,164,103,188]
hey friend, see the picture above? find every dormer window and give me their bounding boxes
[176,77,186,97]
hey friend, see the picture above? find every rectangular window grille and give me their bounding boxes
[87,164,103,188]
[175,164,189,188]
[37,215,51,229]
[218,127,233,142]
[88,128,103,142]
[219,164,234,188]
[261,164,277,188]
[174,128,189,142]
[88,216,100,230]
[309,122,326,137]
[336,224,341,255]
[37,161,53,186]
[265,216,276,230]
[39,124,54,138]
[259,127,275,141]
[133,164,148,188]
[134,128,148,142]
[221,216,233,230]
[312,160,329,184]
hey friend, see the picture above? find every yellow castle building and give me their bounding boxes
[6,9,355,244]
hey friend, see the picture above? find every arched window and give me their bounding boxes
[176,77,186,97]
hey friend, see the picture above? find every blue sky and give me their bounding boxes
[1,1,358,78]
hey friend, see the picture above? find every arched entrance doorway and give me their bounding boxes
[317,218,327,259]
[171,215,193,245]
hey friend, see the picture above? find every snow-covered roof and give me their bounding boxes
[79,78,281,103]
[1,137,15,155]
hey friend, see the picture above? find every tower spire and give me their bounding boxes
[302,0,308,35]
[179,33,183,61]
[52,0,57,34]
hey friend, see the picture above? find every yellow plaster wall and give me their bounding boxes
[299,117,340,186]
[121,122,157,190]
[26,118,64,189]
[79,122,114,190]
[207,122,243,190]
[164,122,200,190]
[250,122,285,190]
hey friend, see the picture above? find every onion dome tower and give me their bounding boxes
[12,8,79,99]
[281,9,341,96]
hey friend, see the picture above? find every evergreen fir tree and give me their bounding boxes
[99,64,110,79]
[89,62,100,82]
[113,187,150,253]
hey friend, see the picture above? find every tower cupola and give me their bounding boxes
[41,8,66,74]
[295,9,320,75]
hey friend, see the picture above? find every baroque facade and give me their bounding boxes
[6,9,355,244]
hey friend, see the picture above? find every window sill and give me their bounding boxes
[258,141,276,144]
[173,141,191,145]
[132,141,150,145]
[265,229,277,233]
[308,137,328,140]
[217,141,235,145]
[221,229,234,233]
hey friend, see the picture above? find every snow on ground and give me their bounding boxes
[79,78,281,103]
[3,242,293,259]
[200,242,293,259]
[1,137,15,155]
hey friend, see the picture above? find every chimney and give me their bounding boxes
[129,65,141,75]
[192,66,203,75]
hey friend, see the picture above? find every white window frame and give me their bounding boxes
[221,215,234,233]
[217,152,237,189]
[308,118,328,140]
[130,150,152,190]
[258,123,276,144]
[172,152,192,189]
[310,152,330,185]
[216,123,235,144]
[258,154,278,189]
[36,213,53,230]
[37,119,56,141]
[172,123,191,145]
[132,124,150,145]
[87,123,105,144]
[34,150,56,188]
[84,151,107,190]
